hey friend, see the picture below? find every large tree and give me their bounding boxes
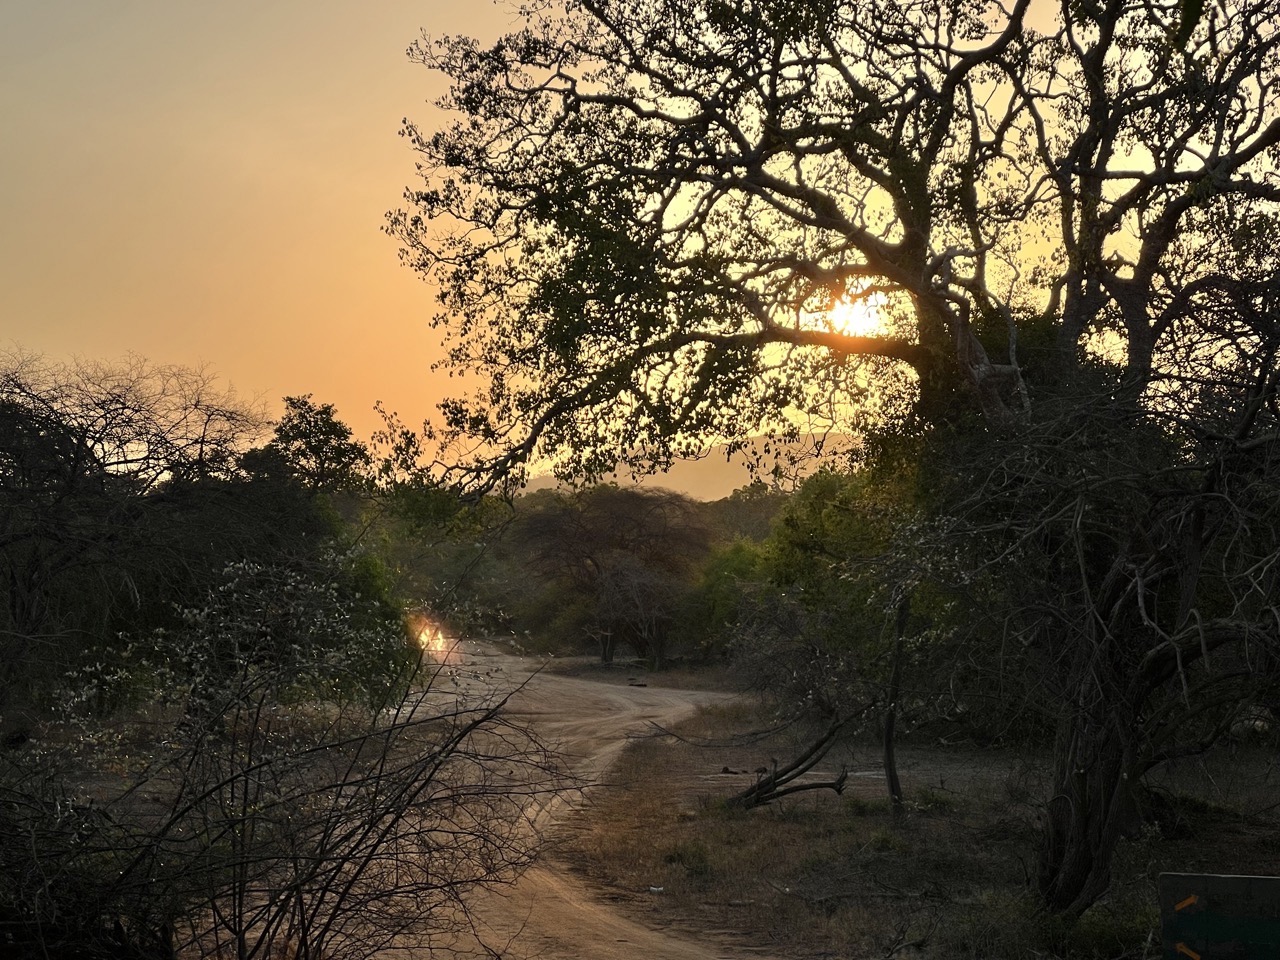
[393,0,1280,481]
[393,0,1280,917]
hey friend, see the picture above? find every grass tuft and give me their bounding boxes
[664,840,713,878]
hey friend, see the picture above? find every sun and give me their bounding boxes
[826,294,885,338]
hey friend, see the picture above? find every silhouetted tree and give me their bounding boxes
[394,0,1280,918]
[259,394,371,494]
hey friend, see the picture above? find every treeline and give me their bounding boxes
[417,480,784,667]
[0,353,402,717]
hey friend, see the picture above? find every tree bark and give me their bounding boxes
[883,597,910,817]
[1037,714,1139,919]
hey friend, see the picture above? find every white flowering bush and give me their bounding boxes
[159,552,412,724]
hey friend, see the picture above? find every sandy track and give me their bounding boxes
[427,641,771,960]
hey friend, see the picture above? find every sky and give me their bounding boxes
[0,1,514,445]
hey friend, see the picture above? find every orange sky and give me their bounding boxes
[0,1,512,444]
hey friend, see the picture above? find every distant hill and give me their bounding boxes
[521,456,754,502]
[522,436,857,502]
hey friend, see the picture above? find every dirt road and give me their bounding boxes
[429,641,771,960]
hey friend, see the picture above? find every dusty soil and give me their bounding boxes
[416,642,1280,960]
[424,640,769,960]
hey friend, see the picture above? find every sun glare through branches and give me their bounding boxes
[826,295,885,338]
[800,290,889,339]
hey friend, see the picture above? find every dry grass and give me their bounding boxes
[550,699,1280,960]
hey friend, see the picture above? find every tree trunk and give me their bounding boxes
[883,597,910,817]
[1037,718,1140,919]
[883,697,903,817]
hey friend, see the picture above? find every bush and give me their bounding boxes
[1,553,565,960]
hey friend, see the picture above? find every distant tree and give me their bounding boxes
[672,539,767,659]
[259,395,371,494]
[701,482,789,543]
[514,486,710,664]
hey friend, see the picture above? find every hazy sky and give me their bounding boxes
[1,1,512,443]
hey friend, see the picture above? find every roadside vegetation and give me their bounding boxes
[557,701,1280,960]
[6,346,1279,958]
[447,455,1280,958]
[0,352,560,960]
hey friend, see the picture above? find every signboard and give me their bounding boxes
[1159,873,1280,959]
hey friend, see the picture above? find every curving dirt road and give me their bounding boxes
[428,640,774,960]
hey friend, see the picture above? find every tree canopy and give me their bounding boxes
[257,394,372,493]
[392,0,1280,487]
[513,485,711,663]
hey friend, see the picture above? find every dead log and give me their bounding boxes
[725,710,864,809]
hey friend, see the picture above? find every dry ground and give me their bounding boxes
[424,644,774,960]
[546,692,1280,960]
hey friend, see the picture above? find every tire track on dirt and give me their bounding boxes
[428,642,775,960]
